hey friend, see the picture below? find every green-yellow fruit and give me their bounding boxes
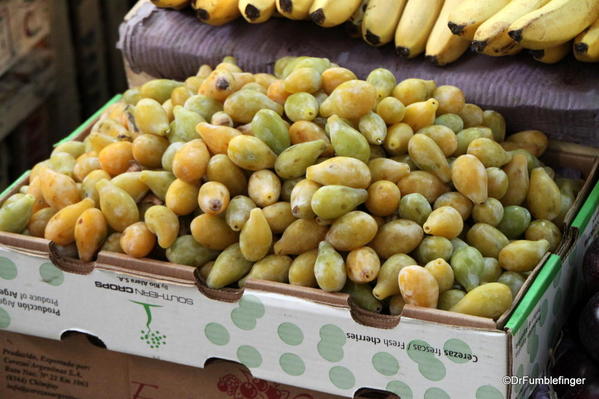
[371,219,423,259]
[311,185,368,220]
[372,254,417,300]
[480,257,502,284]
[239,255,292,287]
[288,249,318,287]
[96,179,139,232]
[438,289,466,311]
[275,140,327,179]
[227,135,278,171]
[166,235,219,267]
[450,283,512,319]
[0,194,35,233]
[498,271,525,299]
[320,80,377,119]
[343,281,383,313]
[144,205,179,248]
[359,111,387,145]
[251,109,291,154]
[408,134,451,182]
[274,219,328,255]
[527,167,561,221]
[326,211,378,252]
[226,195,256,231]
[466,223,509,258]
[314,241,346,292]
[498,239,550,272]
[450,246,484,292]
[206,243,253,289]
[240,208,272,261]
[139,171,176,201]
[306,156,371,188]
[327,115,371,162]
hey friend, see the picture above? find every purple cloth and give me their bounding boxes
[118,2,599,146]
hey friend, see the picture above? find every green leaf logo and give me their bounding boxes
[131,300,166,349]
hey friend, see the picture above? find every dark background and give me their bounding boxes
[0,0,138,191]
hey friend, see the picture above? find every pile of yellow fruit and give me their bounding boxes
[0,56,584,319]
[152,0,599,65]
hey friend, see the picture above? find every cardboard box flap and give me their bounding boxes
[95,251,196,286]
[195,268,246,303]
[0,232,50,255]
[401,305,497,331]
[245,279,349,309]
[246,280,500,331]
[348,300,400,330]
[48,241,94,275]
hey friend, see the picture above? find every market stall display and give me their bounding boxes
[0,55,586,321]
[1,1,599,398]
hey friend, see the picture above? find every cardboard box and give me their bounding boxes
[0,97,598,399]
[0,330,348,399]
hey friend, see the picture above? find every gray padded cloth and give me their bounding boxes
[119,2,599,146]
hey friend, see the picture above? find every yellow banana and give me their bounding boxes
[478,42,522,57]
[574,16,599,62]
[509,0,599,50]
[473,0,551,56]
[425,0,470,65]
[394,0,443,57]
[152,0,190,9]
[362,0,407,47]
[309,0,361,28]
[345,0,369,38]
[448,0,511,41]
[239,0,276,23]
[276,0,314,20]
[530,41,572,63]
[193,0,241,26]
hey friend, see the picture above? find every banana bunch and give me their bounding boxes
[465,0,599,64]
[150,0,599,64]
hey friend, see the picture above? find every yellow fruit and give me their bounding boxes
[120,222,156,258]
[198,182,230,215]
[45,198,95,245]
[74,208,108,261]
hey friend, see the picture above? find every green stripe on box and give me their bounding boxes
[54,94,123,146]
[0,170,30,199]
[572,181,599,230]
[506,254,561,334]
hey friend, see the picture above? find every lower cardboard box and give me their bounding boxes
[0,330,359,399]
[1,98,599,399]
